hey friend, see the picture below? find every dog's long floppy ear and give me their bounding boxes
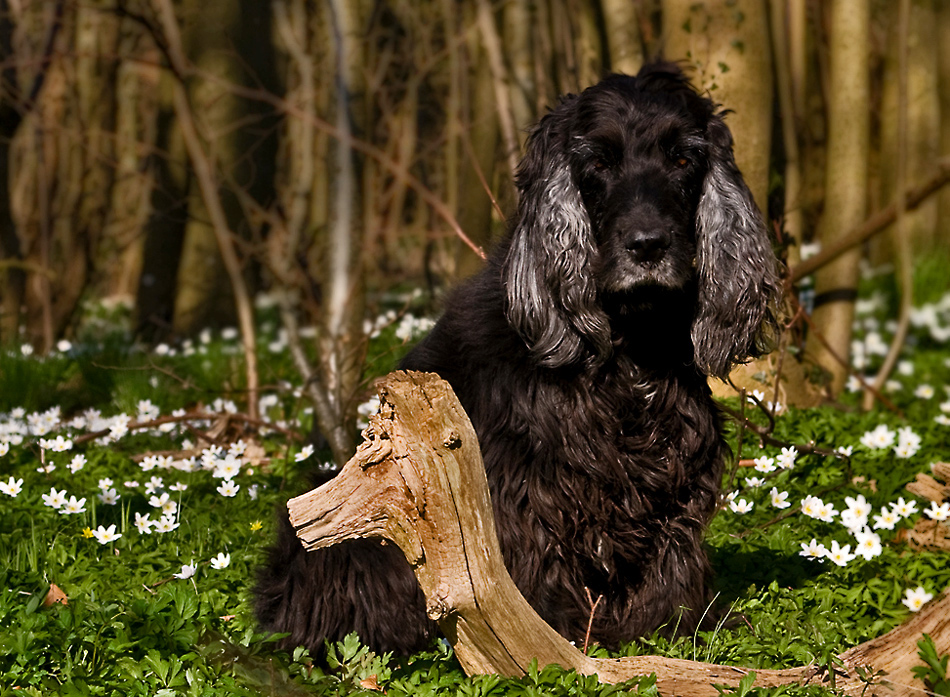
[502,98,612,369]
[692,115,781,379]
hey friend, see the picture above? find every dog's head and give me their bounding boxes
[503,63,780,377]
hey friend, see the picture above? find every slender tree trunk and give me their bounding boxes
[771,0,806,264]
[104,41,159,303]
[454,3,499,280]
[938,2,950,254]
[0,147,23,343]
[573,0,602,89]
[0,138,23,344]
[442,0,461,221]
[170,0,243,334]
[661,0,773,213]
[135,75,190,342]
[865,0,914,410]
[0,1,25,343]
[504,0,535,135]
[805,0,870,396]
[874,0,939,261]
[477,0,520,183]
[602,0,644,75]
[155,0,263,418]
[320,0,368,464]
[549,0,581,95]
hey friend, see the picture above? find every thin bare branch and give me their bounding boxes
[790,158,950,283]
[278,294,353,466]
[187,66,486,260]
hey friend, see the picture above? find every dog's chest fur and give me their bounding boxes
[482,354,724,566]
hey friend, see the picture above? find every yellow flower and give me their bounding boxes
[81,527,95,539]
[250,520,263,532]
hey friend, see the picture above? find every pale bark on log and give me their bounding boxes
[288,371,950,696]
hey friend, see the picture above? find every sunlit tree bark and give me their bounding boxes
[318,0,369,463]
[661,0,773,212]
[874,0,939,260]
[504,0,535,133]
[103,41,159,303]
[6,1,117,351]
[602,0,644,75]
[805,0,870,396]
[938,2,950,253]
[573,0,602,89]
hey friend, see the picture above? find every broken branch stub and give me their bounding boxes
[288,370,950,696]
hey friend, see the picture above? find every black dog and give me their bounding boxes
[255,62,780,655]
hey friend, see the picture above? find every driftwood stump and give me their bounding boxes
[288,371,950,696]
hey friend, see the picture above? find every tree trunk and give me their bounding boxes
[873,0,939,262]
[454,3,500,280]
[289,371,950,696]
[938,2,950,254]
[477,0,521,183]
[662,0,776,401]
[320,0,369,465]
[804,0,870,396]
[771,0,806,264]
[573,0,602,90]
[7,1,118,352]
[601,0,644,75]
[504,0,535,134]
[102,39,159,304]
[0,0,25,343]
[162,0,278,338]
[135,72,189,342]
[661,0,773,213]
[169,0,244,335]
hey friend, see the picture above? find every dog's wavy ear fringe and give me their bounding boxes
[503,99,612,369]
[692,116,781,379]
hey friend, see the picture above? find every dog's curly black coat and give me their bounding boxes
[255,63,781,655]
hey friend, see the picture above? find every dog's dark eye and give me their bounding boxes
[670,152,692,169]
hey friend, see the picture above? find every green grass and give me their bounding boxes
[1,281,949,695]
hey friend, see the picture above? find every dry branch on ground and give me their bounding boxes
[288,370,950,696]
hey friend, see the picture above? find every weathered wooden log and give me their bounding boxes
[288,370,950,696]
[901,465,950,551]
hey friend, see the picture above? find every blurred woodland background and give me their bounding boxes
[2,0,950,463]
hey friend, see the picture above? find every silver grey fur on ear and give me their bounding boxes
[692,129,780,378]
[504,152,611,368]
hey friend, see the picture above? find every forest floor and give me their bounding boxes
[2,263,950,696]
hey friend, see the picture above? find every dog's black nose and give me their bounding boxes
[624,229,671,263]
